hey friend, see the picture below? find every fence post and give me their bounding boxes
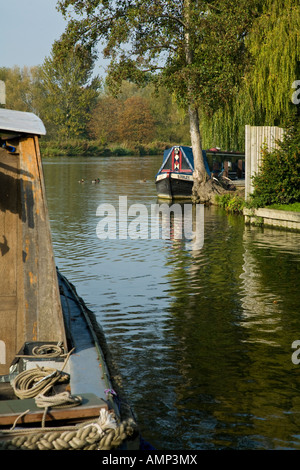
[245,125,284,200]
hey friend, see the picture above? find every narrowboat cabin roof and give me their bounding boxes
[158,145,194,173]
[156,145,211,177]
[0,109,46,136]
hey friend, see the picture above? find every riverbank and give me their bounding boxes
[214,192,245,213]
[243,207,300,231]
[215,193,300,232]
[40,139,178,157]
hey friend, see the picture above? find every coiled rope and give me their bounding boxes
[35,391,83,428]
[11,347,74,400]
[11,367,69,400]
[15,342,66,359]
[31,343,64,358]
[35,391,82,409]
[1,346,138,450]
[0,409,138,450]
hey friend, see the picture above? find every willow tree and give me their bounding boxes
[200,0,300,151]
[247,0,300,124]
[57,0,258,202]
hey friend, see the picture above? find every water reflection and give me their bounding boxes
[43,156,300,450]
[156,199,204,252]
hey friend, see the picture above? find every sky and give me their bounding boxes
[0,0,107,75]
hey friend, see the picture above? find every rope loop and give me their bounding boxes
[32,343,64,358]
[11,347,74,400]
[35,391,82,409]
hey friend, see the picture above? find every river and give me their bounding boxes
[43,154,300,450]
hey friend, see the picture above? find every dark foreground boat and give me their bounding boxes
[155,145,211,199]
[0,109,139,450]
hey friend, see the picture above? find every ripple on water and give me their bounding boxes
[43,157,300,450]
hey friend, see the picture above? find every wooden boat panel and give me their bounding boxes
[0,109,140,450]
[0,146,23,374]
[0,135,67,375]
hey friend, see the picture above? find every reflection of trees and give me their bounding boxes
[161,210,300,449]
[161,207,248,448]
[240,228,295,346]
[235,226,300,448]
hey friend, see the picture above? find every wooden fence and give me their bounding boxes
[245,125,285,199]
[0,81,5,105]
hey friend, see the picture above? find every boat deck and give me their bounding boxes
[58,271,110,399]
[0,393,108,427]
[0,270,115,427]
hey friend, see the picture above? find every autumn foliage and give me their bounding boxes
[117,97,155,143]
[88,95,155,144]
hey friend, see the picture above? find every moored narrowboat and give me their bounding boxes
[155,145,211,199]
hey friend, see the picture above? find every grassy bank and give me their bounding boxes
[267,202,300,212]
[40,138,178,157]
[215,194,300,215]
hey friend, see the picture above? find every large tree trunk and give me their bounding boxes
[184,0,218,204]
[188,106,210,201]
[188,106,207,181]
[184,0,225,204]
[189,106,223,204]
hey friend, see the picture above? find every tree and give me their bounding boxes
[200,0,300,151]
[40,43,101,139]
[0,66,45,115]
[88,81,190,144]
[143,85,190,144]
[57,0,259,201]
[88,94,155,144]
[117,96,155,143]
[88,95,121,143]
[247,0,300,125]
[106,80,190,143]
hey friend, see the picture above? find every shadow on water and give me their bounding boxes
[43,156,300,450]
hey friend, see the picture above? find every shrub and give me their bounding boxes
[215,194,245,213]
[249,117,300,208]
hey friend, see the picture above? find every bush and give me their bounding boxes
[215,194,245,213]
[249,117,300,208]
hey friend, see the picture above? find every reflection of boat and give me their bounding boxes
[155,146,210,199]
[156,199,204,250]
[0,109,139,450]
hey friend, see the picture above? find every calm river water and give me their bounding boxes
[43,155,300,450]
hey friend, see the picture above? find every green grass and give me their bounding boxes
[267,202,300,212]
[40,138,176,157]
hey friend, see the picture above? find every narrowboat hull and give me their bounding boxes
[155,172,194,199]
[155,146,207,200]
[155,145,245,199]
